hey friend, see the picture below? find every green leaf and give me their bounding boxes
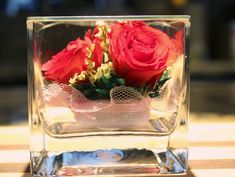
[95,88,109,95]
[148,69,170,98]
[72,72,126,100]
[149,92,159,98]
[100,76,109,84]
[116,78,125,85]
[160,70,169,81]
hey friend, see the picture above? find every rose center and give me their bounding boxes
[127,33,156,62]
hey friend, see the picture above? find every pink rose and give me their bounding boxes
[108,21,178,87]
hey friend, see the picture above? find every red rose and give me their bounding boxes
[108,21,178,87]
[171,29,184,56]
[41,30,103,84]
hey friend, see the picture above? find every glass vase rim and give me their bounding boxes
[27,15,190,23]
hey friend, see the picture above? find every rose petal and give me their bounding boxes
[125,69,164,86]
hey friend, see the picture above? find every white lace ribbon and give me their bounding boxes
[43,83,150,114]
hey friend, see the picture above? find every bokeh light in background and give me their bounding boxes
[0,0,234,124]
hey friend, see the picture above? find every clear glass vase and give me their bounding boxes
[27,16,190,177]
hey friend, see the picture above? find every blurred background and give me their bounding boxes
[0,0,234,124]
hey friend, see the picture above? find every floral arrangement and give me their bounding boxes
[41,21,183,100]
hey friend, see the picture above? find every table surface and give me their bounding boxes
[0,113,235,177]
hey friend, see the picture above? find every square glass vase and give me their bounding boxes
[27,16,190,177]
